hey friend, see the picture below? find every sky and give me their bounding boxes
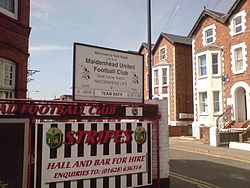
[28,0,235,100]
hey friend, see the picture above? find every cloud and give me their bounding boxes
[29,45,71,52]
[31,0,57,20]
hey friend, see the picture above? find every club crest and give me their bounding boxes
[132,107,138,116]
[134,126,146,144]
[46,127,63,149]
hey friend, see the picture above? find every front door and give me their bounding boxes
[235,87,247,122]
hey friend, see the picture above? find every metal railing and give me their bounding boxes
[216,106,233,129]
[241,120,250,142]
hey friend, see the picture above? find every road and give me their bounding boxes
[169,147,250,188]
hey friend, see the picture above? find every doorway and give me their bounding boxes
[235,87,247,122]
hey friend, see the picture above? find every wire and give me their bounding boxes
[162,0,183,32]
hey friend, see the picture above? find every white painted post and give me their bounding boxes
[210,126,219,147]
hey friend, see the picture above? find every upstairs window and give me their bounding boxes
[231,42,246,74]
[198,54,207,77]
[0,58,16,98]
[230,10,246,36]
[212,53,219,75]
[162,68,167,85]
[213,91,220,113]
[199,92,208,113]
[234,47,243,72]
[154,69,159,86]
[202,24,216,45]
[0,0,18,19]
[159,47,166,61]
[234,16,242,34]
[205,29,213,44]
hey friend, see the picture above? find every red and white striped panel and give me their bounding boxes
[34,121,152,188]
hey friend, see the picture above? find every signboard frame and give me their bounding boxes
[73,43,144,103]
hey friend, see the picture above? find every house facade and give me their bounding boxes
[0,0,31,98]
[140,33,193,127]
[138,43,152,100]
[189,0,250,138]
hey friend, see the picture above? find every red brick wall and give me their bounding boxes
[175,43,193,120]
[140,47,149,99]
[153,38,175,121]
[0,0,31,98]
[169,125,192,137]
[153,37,193,123]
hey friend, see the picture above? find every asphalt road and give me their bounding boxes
[169,148,250,188]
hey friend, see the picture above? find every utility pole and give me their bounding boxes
[147,0,152,99]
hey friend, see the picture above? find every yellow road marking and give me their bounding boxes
[170,172,221,188]
[170,146,250,164]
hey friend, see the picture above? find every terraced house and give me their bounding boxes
[139,33,193,136]
[189,0,250,144]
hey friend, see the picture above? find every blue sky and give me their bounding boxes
[28,0,235,99]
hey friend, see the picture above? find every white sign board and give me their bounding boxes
[73,43,143,103]
[43,153,147,183]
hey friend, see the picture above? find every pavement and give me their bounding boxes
[169,136,250,164]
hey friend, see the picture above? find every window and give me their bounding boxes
[230,10,246,36]
[202,24,216,45]
[154,69,159,86]
[205,29,213,44]
[0,0,17,19]
[231,42,246,74]
[160,48,166,60]
[213,91,220,112]
[199,92,208,113]
[162,68,167,85]
[234,16,242,34]
[234,47,243,71]
[212,53,218,75]
[0,58,16,98]
[198,55,207,77]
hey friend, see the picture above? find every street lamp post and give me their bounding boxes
[147,0,152,99]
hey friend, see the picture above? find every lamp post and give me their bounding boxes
[147,0,152,99]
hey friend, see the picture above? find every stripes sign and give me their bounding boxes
[34,121,152,188]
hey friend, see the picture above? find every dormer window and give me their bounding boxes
[202,24,216,46]
[230,10,246,36]
[0,0,18,19]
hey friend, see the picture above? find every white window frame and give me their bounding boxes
[231,42,247,74]
[198,54,207,78]
[0,0,18,19]
[230,10,246,36]
[0,58,16,98]
[162,67,168,86]
[153,65,169,98]
[199,92,208,114]
[213,91,220,113]
[211,53,219,75]
[159,47,166,61]
[202,24,216,46]
[153,69,159,87]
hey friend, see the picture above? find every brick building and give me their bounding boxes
[189,0,250,139]
[0,0,31,98]
[139,33,193,129]
[138,42,154,100]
